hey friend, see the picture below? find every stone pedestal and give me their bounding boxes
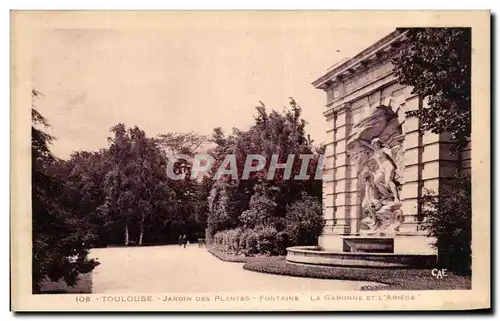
[319,232,436,255]
[342,236,394,253]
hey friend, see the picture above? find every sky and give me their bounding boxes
[32,15,392,159]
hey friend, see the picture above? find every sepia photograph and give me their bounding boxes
[10,10,490,311]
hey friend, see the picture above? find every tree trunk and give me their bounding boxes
[124,222,129,246]
[138,224,144,246]
[138,213,145,246]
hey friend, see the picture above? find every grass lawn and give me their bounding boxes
[242,256,471,291]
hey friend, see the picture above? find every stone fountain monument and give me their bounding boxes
[286,29,470,268]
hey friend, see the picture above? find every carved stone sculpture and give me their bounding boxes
[347,102,404,236]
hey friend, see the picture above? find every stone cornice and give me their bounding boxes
[323,102,350,118]
[312,29,407,91]
[323,73,398,116]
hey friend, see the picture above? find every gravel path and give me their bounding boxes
[90,245,380,293]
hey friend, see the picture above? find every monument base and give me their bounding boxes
[287,232,437,269]
[342,236,394,253]
[286,246,437,268]
[318,232,436,255]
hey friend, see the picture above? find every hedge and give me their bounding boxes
[213,226,292,256]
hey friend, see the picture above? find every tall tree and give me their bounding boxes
[392,28,471,148]
[207,98,322,235]
[157,132,208,239]
[49,150,112,247]
[101,124,175,245]
[193,175,213,231]
[31,90,99,293]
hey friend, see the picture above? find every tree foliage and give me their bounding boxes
[284,193,324,246]
[240,184,279,229]
[207,181,244,234]
[192,176,213,235]
[100,124,177,246]
[32,89,325,289]
[418,173,471,273]
[49,150,112,247]
[157,132,207,156]
[32,90,99,293]
[392,28,471,147]
[206,98,323,246]
[43,123,208,249]
[157,132,209,239]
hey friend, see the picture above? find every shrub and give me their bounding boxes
[285,194,324,245]
[238,229,250,255]
[213,225,287,257]
[240,209,257,228]
[207,183,243,235]
[214,228,239,254]
[245,231,259,256]
[240,185,278,228]
[213,231,223,250]
[214,228,259,256]
[275,231,291,255]
[419,173,471,273]
[255,225,277,255]
[228,228,243,254]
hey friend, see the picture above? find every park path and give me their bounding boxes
[90,245,378,293]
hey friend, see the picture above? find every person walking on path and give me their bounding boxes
[181,234,188,248]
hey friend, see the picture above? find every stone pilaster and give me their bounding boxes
[318,104,351,251]
[420,97,461,197]
[399,94,422,233]
[331,106,351,234]
[322,112,335,233]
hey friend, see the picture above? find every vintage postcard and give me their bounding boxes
[11,11,490,311]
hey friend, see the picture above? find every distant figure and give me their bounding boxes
[181,234,188,248]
